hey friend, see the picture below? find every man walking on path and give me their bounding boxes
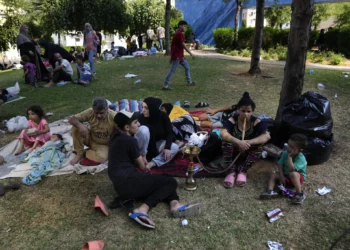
[162,20,196,91]
[157,24,165,52]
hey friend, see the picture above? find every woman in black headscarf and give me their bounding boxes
[135,97,179,169]
[16,24,50,81]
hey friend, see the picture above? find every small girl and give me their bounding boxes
[15,105,51,155]
[21,55,37,87]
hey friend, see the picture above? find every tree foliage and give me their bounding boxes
[264,6,291,29]
[0,0,29,51]
[312,4,331,30]
[335,4,350,28]
[127,0,166,35]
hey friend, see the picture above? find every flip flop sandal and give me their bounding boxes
[183,101,191,108]
[223,174,235,189]
[172,203,203,218]
[236,173,247,187]
[129,213,155,229]
[195,102,209,108]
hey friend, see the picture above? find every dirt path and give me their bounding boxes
[192,49,350,71]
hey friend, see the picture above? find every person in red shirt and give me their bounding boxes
[162,20,196,90]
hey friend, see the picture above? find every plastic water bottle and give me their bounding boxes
[134,79,141,84]
[309,70,314,75]
[283,143,288,151]
[334,93,338,99]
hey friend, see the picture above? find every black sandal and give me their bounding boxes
[183,101,191,108]
[195,102,209,108]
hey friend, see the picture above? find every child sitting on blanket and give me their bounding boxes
[75,55,94,86]
[260,134,308,204]
[15,105,51,155]
[22,133,66,185]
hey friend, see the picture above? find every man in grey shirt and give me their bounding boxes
[44,53,73,88]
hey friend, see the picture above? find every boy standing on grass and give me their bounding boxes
[260,134,308,204]
[162,20,196,90]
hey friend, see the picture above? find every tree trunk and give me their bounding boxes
[248,0,265,75]
[275,0,314,123]
[233,0,242,48]
[165,0,171,55]
[58,33,61,46]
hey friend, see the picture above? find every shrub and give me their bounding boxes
[324,28,339,52]
[213,28,235,49]
[262,27,276,50]
[261,50,271,60]
[306,51,315,61]
[309,30,320,49]
[237,27,255,49]
[274,29,289,47]
[240,48,251,57]
[328,52,344,65]
[229,50,240,56]
[338,27,350,57]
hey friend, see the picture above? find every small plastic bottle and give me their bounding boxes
[283,143,288,151]
[134,79,141,84]
[334,93,338,99]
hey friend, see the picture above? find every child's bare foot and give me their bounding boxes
[15,148,25,156]
[70,154,84,165]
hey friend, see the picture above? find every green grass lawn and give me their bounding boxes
[0,56,350,249]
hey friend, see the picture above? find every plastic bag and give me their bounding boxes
[282,91,333,139]
[303,135,333,165]
[6,116,28,132]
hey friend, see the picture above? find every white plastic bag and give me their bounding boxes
[6,82,20,95]
[6,116,28,132]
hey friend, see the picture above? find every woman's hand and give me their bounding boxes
[164,149,171,161]
[237,140,250,152]
[78,124,89,138]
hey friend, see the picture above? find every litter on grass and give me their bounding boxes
[278,184,296,198]
[316,186,332,195]
[125,73,137,78]
[266,208,284,223]
[181,219,188,226]
[267,240,284,250]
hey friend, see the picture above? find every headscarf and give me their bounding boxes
[84,23,94,36]
[161,103,174,116]
[17,24,31,46]
[139,97,162,126]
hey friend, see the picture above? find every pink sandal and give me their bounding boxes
[236,173,247,187]
[223,174,236,188]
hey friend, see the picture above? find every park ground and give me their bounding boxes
[0,54,350,249]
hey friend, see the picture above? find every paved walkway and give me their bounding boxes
[192,49,350,71]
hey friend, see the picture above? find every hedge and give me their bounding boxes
[213,28,235,49]
[213,26,350,58]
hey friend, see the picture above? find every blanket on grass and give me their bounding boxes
[0,115,225,180]
[0,120,107,180]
